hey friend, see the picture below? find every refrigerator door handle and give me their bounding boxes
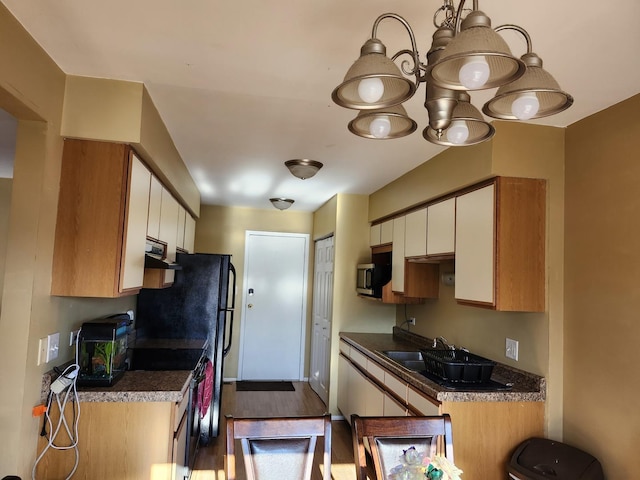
[223,263,236,357]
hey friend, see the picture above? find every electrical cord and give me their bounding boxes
[31,330,82,480]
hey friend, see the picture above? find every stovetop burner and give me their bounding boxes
[128,338,208,371]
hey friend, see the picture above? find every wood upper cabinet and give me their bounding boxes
[144,187,179,288]
[426,197,455,256]
[176,205,186,250]
[455,177,546,311]
[51,140,150,297]
[184,213,196,253]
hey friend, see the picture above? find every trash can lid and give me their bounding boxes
[508,437,604,480]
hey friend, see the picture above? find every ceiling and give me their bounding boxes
[1,0,639,211]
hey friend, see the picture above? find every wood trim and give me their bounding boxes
[35,401,175,479]
[440,400,544,480]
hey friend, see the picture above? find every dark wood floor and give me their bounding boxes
[191,381,356,480]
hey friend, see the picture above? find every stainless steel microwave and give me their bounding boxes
[356,263,391,298]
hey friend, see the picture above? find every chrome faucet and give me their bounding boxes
[432,336,455,350]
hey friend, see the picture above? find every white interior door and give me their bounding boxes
[238,231,309,380]
[309,236,334,404]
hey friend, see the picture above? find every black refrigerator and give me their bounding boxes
[135,252,235,439]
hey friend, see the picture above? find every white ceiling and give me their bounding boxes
[1,0,639,210]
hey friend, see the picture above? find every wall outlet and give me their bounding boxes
[441,273,455,286]
[506,338,519,361]
[69,329,81,346]
[408,317,416,326]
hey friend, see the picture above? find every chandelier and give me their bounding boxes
[331,0,573,146]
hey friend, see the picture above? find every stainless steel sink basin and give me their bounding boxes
[380,350,425,371]
[381,350,424,362]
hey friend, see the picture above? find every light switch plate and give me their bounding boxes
[506,338,519,361]
[47,333,60,362]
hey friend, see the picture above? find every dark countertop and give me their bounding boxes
[76,370,192,403]
[340,328,546,403]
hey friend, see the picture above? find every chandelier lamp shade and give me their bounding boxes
[331,0,572,146]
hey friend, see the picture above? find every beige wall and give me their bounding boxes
[563,93,640,478]
[195,204,314,379]
[62,76,200,216]
[320,194,396,413]
[0,5,199,476]
[0,177,11,312]
[369,121,565,438]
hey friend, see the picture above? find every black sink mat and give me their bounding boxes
[417,370,512,391]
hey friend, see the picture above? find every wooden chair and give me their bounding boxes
[225,414,332,480]
[351,414,454,480]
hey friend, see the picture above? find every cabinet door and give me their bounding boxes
[383,393,408,416]
[455,184,495,304]
[404,208,427,257]
[184,214,196,253]
[160,188,180,285]
[427,197,455,256]
[173,410,188,480]
[370,224,381,246]
[407,386,440,416]
[391,216,406,292]
[176,206,186,250]
[120,154,151,291]
[380,219,393,244]
[147,175,162,239]
[338,354,351,423]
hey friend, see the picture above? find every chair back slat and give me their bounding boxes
[225,414,331,480]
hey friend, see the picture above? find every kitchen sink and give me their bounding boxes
[380,350,425,371]
[381,350,424,362]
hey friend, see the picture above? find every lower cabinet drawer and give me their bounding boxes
[408,386,440,416]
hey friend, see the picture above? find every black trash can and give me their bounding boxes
[508,437,604,480]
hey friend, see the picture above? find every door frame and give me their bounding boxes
[237,230,310,381]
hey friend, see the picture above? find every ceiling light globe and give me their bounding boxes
[458,56,490,90]
[511,92,540,120]
[369,115,392,138]
[446,120,470,145]
[357,77,385,104]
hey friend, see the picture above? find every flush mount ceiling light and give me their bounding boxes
[285,159,323,179]
[270,198,294,210]
[331,0,572,146]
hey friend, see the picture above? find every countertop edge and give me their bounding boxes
[340,330,546,403]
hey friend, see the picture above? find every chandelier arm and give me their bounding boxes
[495,24,532,54]
[433,1,456,29]
[371,13,422,78]
[453,0,467,34]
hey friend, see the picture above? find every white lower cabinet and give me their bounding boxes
[383,392,408,416]
[408,385,440,416]
[338,345,437,424]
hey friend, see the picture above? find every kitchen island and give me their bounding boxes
[35,370,192,480]
[339,327,545,479]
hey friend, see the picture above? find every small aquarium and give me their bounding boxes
[77,314,130,387]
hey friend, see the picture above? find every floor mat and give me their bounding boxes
[235,381,295,391]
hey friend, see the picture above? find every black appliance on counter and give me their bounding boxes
[133,253,236,446]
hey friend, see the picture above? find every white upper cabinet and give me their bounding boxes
[426,197,455,256]
[391,216,406,293]
[370,219,394,246]
[147,175,162,240]
[120,154,151,291]
[455,184,496,304]
[404,208,427,258]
